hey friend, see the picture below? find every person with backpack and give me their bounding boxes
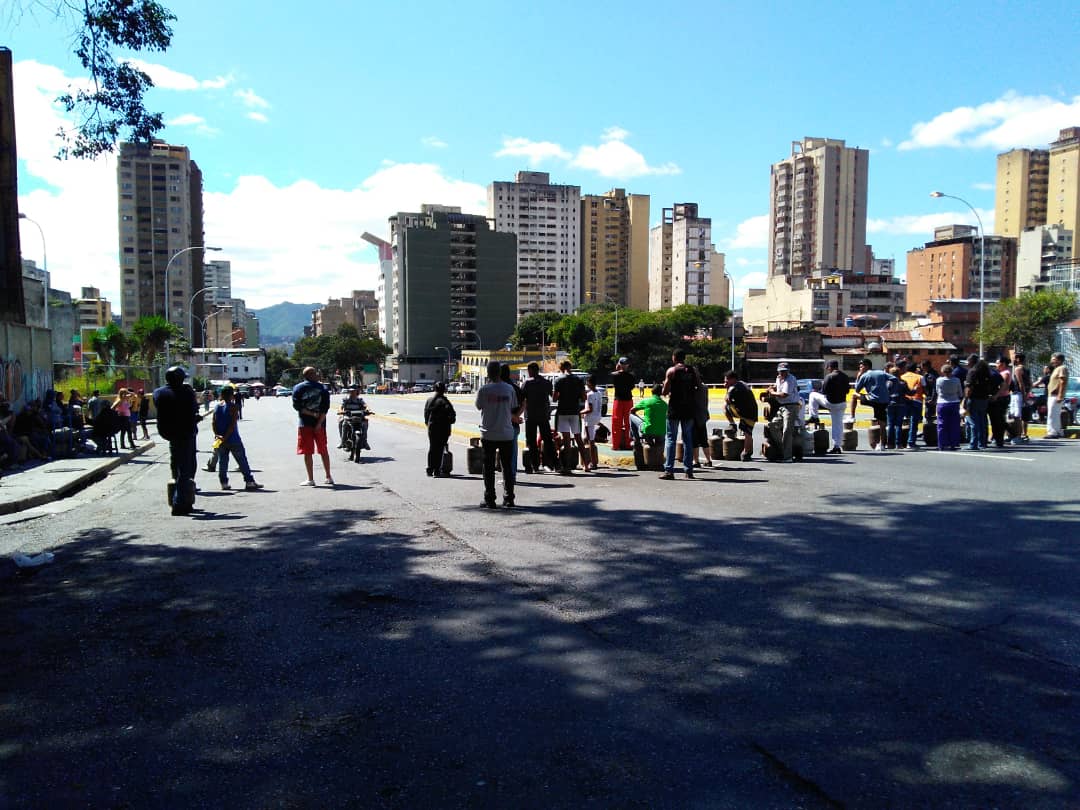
[423,381,456,477]
[153,366,201,516]
[660,349,699,479]
[212,385,262,492]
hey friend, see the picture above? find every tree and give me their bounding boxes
[264,348,291,387]
[90,321,132,367]
[130,314,180,368]
[11,1,177,158]
[973,290,1078,361]
[509,311,563,349]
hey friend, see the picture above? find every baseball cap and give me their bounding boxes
[618,356,630,367]
[777,362,789,371]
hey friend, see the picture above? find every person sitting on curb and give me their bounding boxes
[723,370,757,462]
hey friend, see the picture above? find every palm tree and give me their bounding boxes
[90,322,132,368]
[131,315,181,378]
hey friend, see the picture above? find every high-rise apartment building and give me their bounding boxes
[995,148,1049,239]
[387,205,516,382]
[362,232,394,348]
[905,225,1017,314]
[580,188,650,310]
[1016,224,1074,293]
[489,171,580,318]
[1048,127,1080,258]
[648,204,723,311]
[202,259,232,306]
[311,290,377,337]
[116,139,205,339]
[768,137,869,279]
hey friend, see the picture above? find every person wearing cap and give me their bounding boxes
[766,362,801,462]
[212,385,263,492]
[723,370,757,461]
[153,366,201,516]
[609,357,635,451]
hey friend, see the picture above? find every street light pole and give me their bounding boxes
[188,285,219,348]
[434,345,451,383]
[164,245,221,365]
[724,272,736,373]
[930,191,985,356]
[18,214,48,329]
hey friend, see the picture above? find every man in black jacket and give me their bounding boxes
[521,362,556,472]
[423,382,456,477]
[808,360,851,454]
[153,366,201,516]
[724,370,757,461]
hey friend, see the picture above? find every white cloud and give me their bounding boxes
[880,137,894,148]
[899,92,1080,150]
[123,58,231,91]
[166,113,219,136]
[422,135,448,149]
[496,128,680,178]
[571,128,680,178]
[14,59,488,309]
[730,271,767,308]
[495,136,571,165]
[246,111,269,124]
[234,88,270,109]
[725,214,769,249]
[972,182,994,191]
[868,208,995,237]
[735,257,764,267]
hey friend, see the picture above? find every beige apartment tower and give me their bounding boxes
[581,189,650,310]
[1048,127,1080,259]
[995,148,1049,239]
[648,204,722,311]
[117,139,205,339]
[768,137,869,279]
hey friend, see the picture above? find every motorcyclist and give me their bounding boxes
[337,388,372,450]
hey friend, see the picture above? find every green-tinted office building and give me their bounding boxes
[389,206,516,380]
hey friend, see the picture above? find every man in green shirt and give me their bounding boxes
[630,384,668,443]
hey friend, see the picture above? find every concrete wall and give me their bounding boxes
[0,321,54,410]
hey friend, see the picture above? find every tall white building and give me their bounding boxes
[649,203,722,310]
[202,259,232,306]
[489,171,581,318]
[1017,224,1074,293]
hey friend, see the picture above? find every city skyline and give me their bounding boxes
[7,0,1080,311]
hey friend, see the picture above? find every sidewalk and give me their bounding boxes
[0,442,156,516]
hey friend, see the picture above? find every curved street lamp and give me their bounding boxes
[434,345,451,382]
[164,245,221,365]
[188,285,220,347]
[930,191,985,356]
[17,214,48,329]
[457,328,483,350]
[724,271,737,374]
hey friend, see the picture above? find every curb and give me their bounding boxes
[0,441,156,516]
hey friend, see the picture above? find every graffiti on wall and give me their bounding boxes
[0,357,54,409]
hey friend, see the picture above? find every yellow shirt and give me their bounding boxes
[1048,365,1068,398]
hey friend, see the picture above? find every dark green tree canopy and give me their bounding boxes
[11,1,176,158]
[974,289,1077,362]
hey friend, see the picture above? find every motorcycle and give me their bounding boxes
[340,410,371,463]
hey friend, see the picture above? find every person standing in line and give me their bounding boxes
[920,360,939,427]
[1045,352,1069,439]
[950,354,968,386]
[660,349,698,479]
[898,360,924,449]
[691,374,714,468]
[86,390,107,427]
[476,360,516,508]
[113,388,134,449]
[499,364,525,478]
[935,362,963,450]
[609,357,635,451]
[137,389,151,440]
[851,357,891,452]
[521,362,556,473]
[723,370,758,461]
[989,356,1013,447]
[766,362,801,463]
[964,355,992,450]
[552,360,588,475]
[580,374,603,472]
[423,381,456,477]
[212,385,262,491]
[153,366,201,516]
[809,360,850,454]
[885,364,911,451]
[292,366,333,487]
[1011,352,1031,442]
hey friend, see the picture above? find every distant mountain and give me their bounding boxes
[250,301,319,342]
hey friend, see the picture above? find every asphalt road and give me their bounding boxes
[2,395,1078,808]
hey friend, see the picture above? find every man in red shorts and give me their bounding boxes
[292,366,333,486]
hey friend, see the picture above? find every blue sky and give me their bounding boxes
[7,0,1080,310]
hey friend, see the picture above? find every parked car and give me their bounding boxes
[410,383,434,394]
[1025,377,1078,427]
[273,385,291,397]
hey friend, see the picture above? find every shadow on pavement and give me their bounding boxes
[1,497,1078,807]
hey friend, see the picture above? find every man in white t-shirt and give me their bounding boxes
[767,362,801,462]
[580,374,603,472]
[475,360,517,508]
